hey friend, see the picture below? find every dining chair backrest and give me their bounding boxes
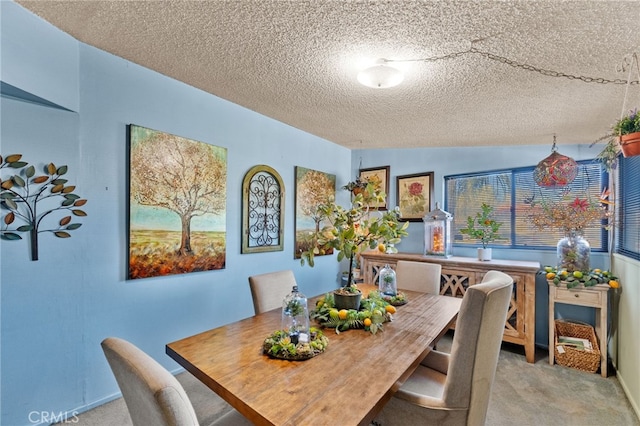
[248,269,297,314]
[395,260,442,294]
[101,337,199,426]
[443,270,513,424]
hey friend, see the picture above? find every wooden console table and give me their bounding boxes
[548,282,609,377]
[359,252,540,363]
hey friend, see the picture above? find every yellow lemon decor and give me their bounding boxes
[310,290,395,334]
[543,265,619,289]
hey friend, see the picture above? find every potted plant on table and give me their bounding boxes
[300,178,409,310]
[459,203,502,261]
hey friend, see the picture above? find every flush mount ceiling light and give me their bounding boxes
[357,59,404,89]
[356,46,640,90]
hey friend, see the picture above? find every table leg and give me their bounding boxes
[596,304,608,377]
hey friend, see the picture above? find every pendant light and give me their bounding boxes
[533,135,578,187]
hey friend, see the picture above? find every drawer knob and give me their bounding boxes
[575,294,580,298]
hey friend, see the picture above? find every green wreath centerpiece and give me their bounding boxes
[263,327,329,361]
[311,290,394,334]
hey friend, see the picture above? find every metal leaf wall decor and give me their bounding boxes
[0,154,88,261]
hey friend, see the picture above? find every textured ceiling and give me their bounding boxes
[16,0,640,150]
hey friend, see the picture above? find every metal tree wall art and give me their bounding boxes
[0,154,87,261]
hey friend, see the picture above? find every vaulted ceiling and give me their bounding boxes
[17,0,640,150]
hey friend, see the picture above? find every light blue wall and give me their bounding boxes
[1,3,349,425]
[352,144,606,259]
[352,144,609,349]
[1,3,624,425]
[1,1,79,111]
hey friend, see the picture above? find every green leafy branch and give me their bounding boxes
[1,154,87,260]
[300,180,409,288]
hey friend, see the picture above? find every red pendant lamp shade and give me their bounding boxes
[533,136,578,187]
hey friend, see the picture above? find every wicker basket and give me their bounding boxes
[554,320,600,373]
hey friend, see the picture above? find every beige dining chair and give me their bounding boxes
[101,337,251,426]
[375,270,513,426]
[395,260,442,294]
[248,269,297,314]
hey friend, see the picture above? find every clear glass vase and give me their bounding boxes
[378,263,397,296]
[556,231,590,273]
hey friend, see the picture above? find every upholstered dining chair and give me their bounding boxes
[375,270,513,426]
[248,269,297,314]
[395,260,442,294]
[101,337,251,426]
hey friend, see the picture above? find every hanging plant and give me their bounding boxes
[0,154,88,260]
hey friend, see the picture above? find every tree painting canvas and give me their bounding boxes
[128,125,227,279]
[294,167,335,259]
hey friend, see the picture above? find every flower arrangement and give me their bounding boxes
[459,203,502,248]
[299,178,409,291]
[530,194,610,234]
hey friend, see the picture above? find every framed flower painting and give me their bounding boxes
[359,166,390,210]
[396,172,434,221]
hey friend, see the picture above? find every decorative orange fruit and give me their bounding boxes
[385,305,396,314]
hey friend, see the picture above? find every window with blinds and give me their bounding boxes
[444,161,609,251]
[619,155,640,260]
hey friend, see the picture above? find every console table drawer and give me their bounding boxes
[555,288,601,306]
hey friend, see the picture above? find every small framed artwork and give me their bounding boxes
[396,172,434,221]
[359,166,390,210]
[241,165,285,254]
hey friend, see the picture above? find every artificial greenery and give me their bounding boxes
[310,290,393,334]
[263,327,329,360]
[284,299,304,317]
[300,179,409,289]
[543,265,619,289]
[381,291,408,306]
[459,203,502,248]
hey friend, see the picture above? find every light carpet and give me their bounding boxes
[68,334,639,426]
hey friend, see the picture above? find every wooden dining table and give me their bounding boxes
[166,286,462,426]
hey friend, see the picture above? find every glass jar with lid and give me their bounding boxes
[281,285,310,344]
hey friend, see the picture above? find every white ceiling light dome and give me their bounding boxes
[357,59,404,89]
